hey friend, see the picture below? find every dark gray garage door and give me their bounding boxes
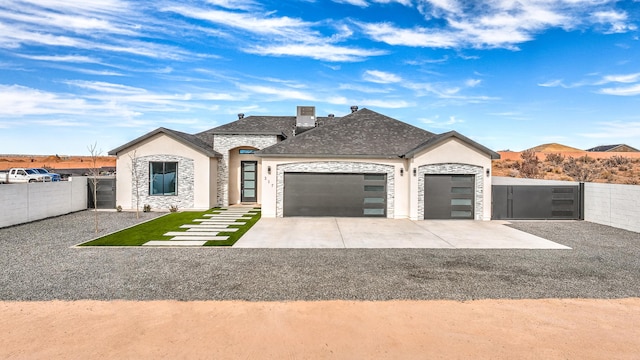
[425,174,475,219]
[283,173,386,217]
[492,185,582,220]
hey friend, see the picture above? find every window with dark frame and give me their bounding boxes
[150,162,178,195]
[239,149,255,154]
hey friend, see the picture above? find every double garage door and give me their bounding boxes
[283,172,476,219]
[283,173,387,217]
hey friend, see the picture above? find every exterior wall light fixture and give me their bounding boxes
[400,168,404,176]
[413,168,417,177]
[267,166,272,175]
[486,168,490,177]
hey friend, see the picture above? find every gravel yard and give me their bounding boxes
[1,210,639,301]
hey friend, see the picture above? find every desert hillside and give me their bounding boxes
[493,150,640,184]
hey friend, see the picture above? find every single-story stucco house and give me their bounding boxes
[109,106,500,220]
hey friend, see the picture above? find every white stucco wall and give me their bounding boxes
[114,134,217,210]
[584,182,640,233]
[409,139,494,220]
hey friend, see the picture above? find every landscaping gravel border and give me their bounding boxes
[1,210,639,301]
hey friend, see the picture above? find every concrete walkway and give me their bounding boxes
[234,218,571,249]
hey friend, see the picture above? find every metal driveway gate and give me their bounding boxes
[492,184,583,220]
[283,173,387,217]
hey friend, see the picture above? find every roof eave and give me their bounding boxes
[211,131,286,137]
[404,131,501,159]
[254,153,402,159]
[108,128,222,158]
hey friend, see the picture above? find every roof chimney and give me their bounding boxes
[328,114,335,118]
[350,105,358,113]
[238,113,244,120]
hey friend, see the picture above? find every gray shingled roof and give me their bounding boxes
[108,127,221,157]
[586,144,639,152]
[196,116,338,144]
[256,108,436,158]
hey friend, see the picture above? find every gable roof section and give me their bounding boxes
[404,131,501,159]
[256,108,436,158]
[108,127,222,157]
[586,144,639,152]
[196,116,339,143]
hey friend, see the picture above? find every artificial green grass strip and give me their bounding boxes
[203,211,261,247]
[80,210,212,246]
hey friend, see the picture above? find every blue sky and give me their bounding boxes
[1,0,640,155]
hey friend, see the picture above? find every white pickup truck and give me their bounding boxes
[0,168,52,184]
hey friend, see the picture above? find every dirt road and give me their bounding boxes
[2,299,638,359]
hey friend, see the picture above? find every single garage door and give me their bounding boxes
[425,174,475,219]
[283,173,387,217]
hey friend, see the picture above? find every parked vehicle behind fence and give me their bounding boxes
[0,168,52,184]
[30,168,61,182]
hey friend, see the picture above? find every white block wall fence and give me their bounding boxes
[584,182,640,233]
[0,177,88,228]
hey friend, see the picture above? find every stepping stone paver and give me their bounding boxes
[180,225,237,230]
[170,236,229,241]
[165,231,232,236]
[143,240,207,246]
[194,219,248,223]
[186,227,238,232]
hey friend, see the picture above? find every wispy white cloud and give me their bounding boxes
[236,84,317,101]
[64,80,147,94]
[339,83,392,93]
[580,121,640,139]
[599,84,640,96]
[465,79,481,87]
[538,79,566,87]
[592,10,637,33]
[359,0,636,50]
[540,72,640,96]
[247,43,387,62]
[32,119,89,127]
[420,115,465,129]
[358,99,411,108]
[333,0,412,7]
[597,72,640,84]
[164,6,315,39]
[16,54,99,63]
[205,0,259,11]
[165,5,386,62]
[363,70,402,83]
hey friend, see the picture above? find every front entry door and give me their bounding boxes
[241,161,257,202]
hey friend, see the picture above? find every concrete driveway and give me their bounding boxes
[234,218,571,249]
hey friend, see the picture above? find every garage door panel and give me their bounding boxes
[284,173,387,217]
[425,174,475,219]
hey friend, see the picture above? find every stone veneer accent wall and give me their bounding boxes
[276,161,395,218]
[418,163,484,220]
[213,134,278,206]
[132,155,194,211]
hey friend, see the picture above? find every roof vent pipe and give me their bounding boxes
[350,106,358,113]
[328,114,335,118]
[238,113,244,119]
